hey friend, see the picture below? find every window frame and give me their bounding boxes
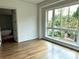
[45,3,79,42]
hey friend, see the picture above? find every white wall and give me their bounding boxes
[0,0,38,42]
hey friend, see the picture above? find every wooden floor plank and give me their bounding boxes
[0,39,79,59]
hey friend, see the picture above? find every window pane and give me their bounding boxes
[47,29,52,37]
[61,30,65,39]
[46,4,79,42]
[53,9,61,28]
[70,4,79,17]
[47,10,53,27]
[69,4,79,29]
[61,30,77,41]
[61,7,69,28]
[53,29,61,38]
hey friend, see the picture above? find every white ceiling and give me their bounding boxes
[23,0,45,4]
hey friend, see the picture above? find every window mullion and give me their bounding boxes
[60,8,62,38]
[46,11,48,28]
[77,6,79,44]
[68,7,70,28]
[46,10,48,36]
[52,9,55,37]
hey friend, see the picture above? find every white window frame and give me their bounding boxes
[45,3,79,44]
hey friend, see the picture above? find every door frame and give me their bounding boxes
[0,8,18,46]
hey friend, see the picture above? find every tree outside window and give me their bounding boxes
[47,4,79,42]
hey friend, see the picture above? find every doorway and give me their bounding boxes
[0,8,18,45]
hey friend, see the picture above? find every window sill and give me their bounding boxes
[44,36,79,51]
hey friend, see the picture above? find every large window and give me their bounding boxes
[46,4,79,42]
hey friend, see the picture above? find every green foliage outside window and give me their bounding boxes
[47,4,79,41]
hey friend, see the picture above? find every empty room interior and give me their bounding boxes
[0,0,79,59]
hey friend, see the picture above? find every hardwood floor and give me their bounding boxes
[0,39,79,59]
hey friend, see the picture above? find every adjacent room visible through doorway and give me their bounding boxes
[0,8,17,45]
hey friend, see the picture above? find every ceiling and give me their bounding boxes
[23,0,45,4]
